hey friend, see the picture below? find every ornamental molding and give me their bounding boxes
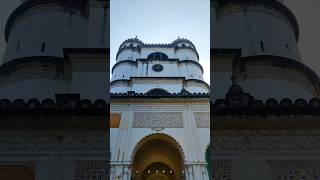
[236,67,316,96]
[133,112,183,128]
[211,64,232,72]
[74,161,108,180]
[0,69,69,88]
[194,112,210,128]
[213,130,320,151]
[270,161,320,180]
[0,132,107,152]
[111,103,209,112]
[151,127,165,132]
[212,161,232,180]
[71,63,108,72]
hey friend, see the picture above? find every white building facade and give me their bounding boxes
[110,38,210,180]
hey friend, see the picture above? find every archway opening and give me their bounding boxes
[132,134,185,180]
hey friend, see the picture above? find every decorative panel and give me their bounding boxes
[133,112,183,128]
[74,161,108,180]
[270,161,320,180]
[212,161,232,180]
[194,112,210,128]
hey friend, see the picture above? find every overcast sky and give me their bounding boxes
[110,0,210,84]
[0,0,319,84]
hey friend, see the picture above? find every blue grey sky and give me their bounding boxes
[110,0,210,84]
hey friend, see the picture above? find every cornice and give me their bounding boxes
[111,58,204,74]
[110,76,209,89]
[0,94,108,116]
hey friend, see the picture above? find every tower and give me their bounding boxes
[211,0,320,100]
[110,38,210,179]
[211,1,320,180]
[111,37,208,94]
[0,0,109,100]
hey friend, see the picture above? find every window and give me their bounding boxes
[285,43,290,52]
[16,42,20,51]
[41,43,46,52]
[260,41,265,52]
[147,88,170,95]
[147,52,169,60]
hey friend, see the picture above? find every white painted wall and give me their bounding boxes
[110,102,210,179]
[111,43,207,94]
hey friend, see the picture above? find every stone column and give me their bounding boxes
[123,165,131,180]
[201,164,209,180]
[110,166,115,180]
[187,165,194,180]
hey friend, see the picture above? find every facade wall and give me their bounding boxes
[110,101,210,179]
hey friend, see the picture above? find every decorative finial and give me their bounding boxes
[178,36,180,39]
[135,35,138,39]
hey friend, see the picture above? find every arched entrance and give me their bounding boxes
[131,134,185,180]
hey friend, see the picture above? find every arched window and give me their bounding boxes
[146,88,170,95]
[147,52,168,60]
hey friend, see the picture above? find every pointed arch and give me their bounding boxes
[131,133,186,161]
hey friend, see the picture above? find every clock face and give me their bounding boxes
[152,64,163,72]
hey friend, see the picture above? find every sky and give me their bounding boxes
[110,0,210,84]
[0,0,319,85]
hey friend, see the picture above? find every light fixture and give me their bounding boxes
[148,170,151,174]
[156,170,159,173]
[162,170,165,173]
[136,170,139,174]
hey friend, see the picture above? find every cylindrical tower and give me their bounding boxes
[0,0,109,100]
[3,0,89,63]
[214,0,301,61]
[211,0,320,101]
[111,38,209,94]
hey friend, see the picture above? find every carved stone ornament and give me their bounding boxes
[133,112,183,128]
[151,127,165,132]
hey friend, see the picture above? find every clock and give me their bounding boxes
[152,64,163,72]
